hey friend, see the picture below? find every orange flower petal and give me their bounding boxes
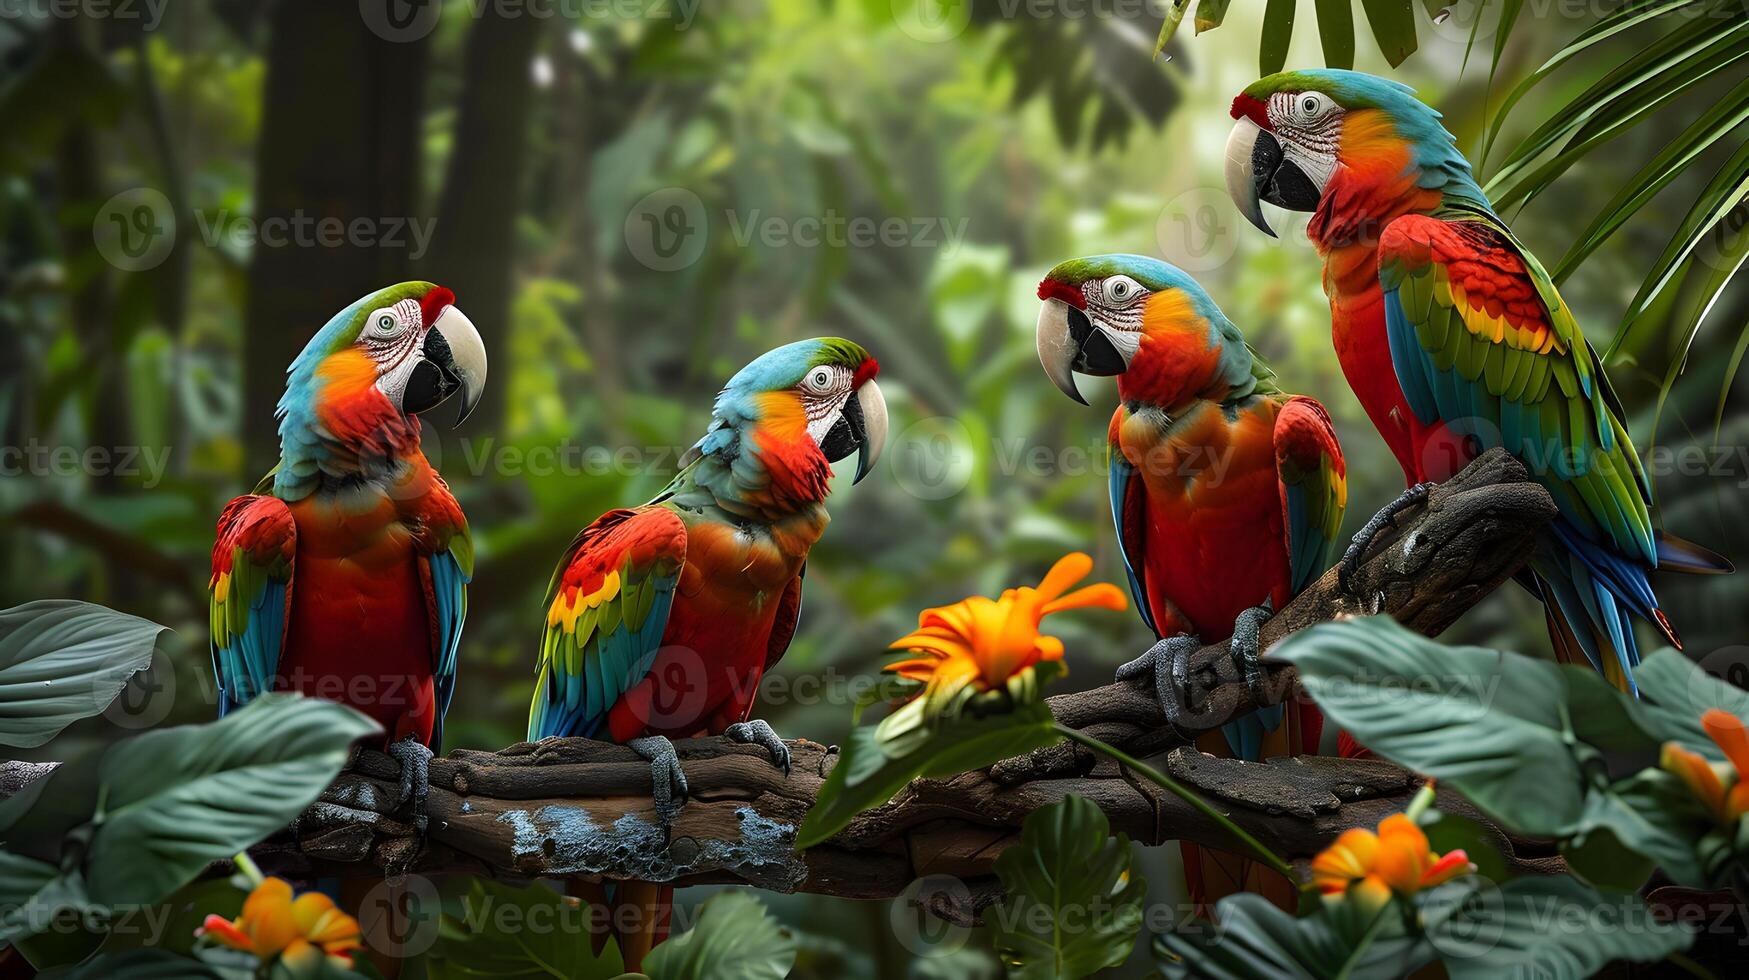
[1042,583,1129,615]
[1421,850,1474,888]
[241,878,298,956]
[1702,709,1749,781]
[1663,742,1727,818]
[1035,552,1093,603]
[1349,875,1393,915]
[199,913,254,953]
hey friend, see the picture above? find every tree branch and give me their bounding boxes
[0,450,1561,916]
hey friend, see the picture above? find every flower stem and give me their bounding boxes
[1405,779,1437,823]
[1052,722,1295,881]
[232,850,264,887]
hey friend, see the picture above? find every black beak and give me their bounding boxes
[1226,117,1323,237]
[820,381,889,485]
[402,305,487,425]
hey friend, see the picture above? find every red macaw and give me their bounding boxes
[1224,70,1729,692]
[1036,253,1346,907]
[526,338,886,967]
[209,283,486,824]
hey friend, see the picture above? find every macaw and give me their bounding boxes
[1224,69,1729,692]
[526,337,886,967]
[208,282,486,824]
[1036,254,1347,906]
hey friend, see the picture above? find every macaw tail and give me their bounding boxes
[570,879,672,970]
[1530,520,1730,694]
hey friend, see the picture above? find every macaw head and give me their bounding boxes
[283,281,488,428]
[1224,69,1478,238]
[1036,254,1251,407]
[694,337,888,486]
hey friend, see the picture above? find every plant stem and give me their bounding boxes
[1052,722,1296,881]
[1405,780,1437,823]
[232,850,265,887]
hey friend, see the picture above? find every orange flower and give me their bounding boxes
[885,552,1126,711]
[199,877,362,971]
[1662,708,1749,824]
[1311,813,1473,913]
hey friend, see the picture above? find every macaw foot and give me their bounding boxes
[1116,634,1205,734]
[1228,604,1274,706]
[725,719,792,776]
[386,736,433,834]
[1338,482,1436,599]
[628,735,689,824]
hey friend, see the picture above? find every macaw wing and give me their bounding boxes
[1108,408,1158,636]
[528,506,687,741]
[415,480,474,752]
[763,564,804,673]
[209,495,296,715]
[1274,396,1348,596]
[1378,212,1654,564]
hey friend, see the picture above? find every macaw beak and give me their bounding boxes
[1035,296,1128,406]
[405,305,489,426]
[822,379,888,484]
[1225,115,1327,239]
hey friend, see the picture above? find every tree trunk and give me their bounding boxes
[241,0,429,477]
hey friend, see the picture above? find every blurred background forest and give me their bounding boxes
[2,0,1747,974]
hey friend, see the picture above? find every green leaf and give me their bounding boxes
[1418,809,1513,886]
[1559,824,1656,893]
[985,795,1146,979]
[1154,892,1431,979]
[1312,0,1355,69]
[426,878,623,980]
[1275,617,1590,835]
[1260,0,1298,75]
[0,600,166,748]
[38,949,224,980]
[1628,648,1749,758]
[643,891,796,980]
[1153,0,1196,56]
[796,699,1060,848]
[1195,0,1234,33]
[1357,0,1418,67]
[0,852,86,946]
[1422,876,1692,978]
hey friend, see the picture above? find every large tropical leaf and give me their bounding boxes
[643,890,797,980]
[1155,0,1422,69]
[0,600,166,748]
[426,879,625,980]
[985,795,1147,979]
[1154,890,1430,979]
[0,694,377,937]
[1422,877,1692,979]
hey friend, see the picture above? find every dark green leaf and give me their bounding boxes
[1276,617,1586,835]
[643,890,796,980]
[1357,0,1418,67]
[986,795,1147,978]
[0,600,166,748]
[1559,825,1655,893]
[1629,648,1749,758]
[1313,0,1355,69]
[38,949,224,980]
[1422,876,1692,978]
[0,852,84,946]
[1418,809,1513,886]
[1260,0,1298,75]
[1195,0,1234,33]
[426,878,623,980]
[1154,892,1431,979]
[1154,0,1196,56]
[797,699,1060,848]
[1609,138,1749,333]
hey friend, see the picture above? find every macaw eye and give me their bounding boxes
[1101,275,1144,306]
[1292,92,1335,125]
[367,309,404,338]
[805,367,836,393]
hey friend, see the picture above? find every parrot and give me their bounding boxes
[1036,253,1347,908]
[526,337,886,968]
[208,282,486,826]
[1223,69,1729,693]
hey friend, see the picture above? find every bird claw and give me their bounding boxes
[1229,605,1273,707]
[1116,634,1205,737]
[725,719,791,776]
[386,737,433,834]
[1337,482,1435,598]
[628,735,689,824]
